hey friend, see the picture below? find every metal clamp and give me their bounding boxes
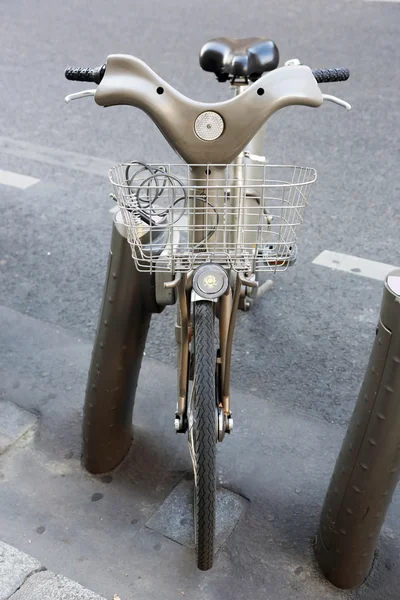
[238,273,259,289]
[164,273,182,289]
[218,408,233,442]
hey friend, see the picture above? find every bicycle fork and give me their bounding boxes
[173,268,251,440]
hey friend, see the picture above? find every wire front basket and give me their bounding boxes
[109,162,317,274]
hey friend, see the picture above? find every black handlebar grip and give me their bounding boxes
[312,68,350,83]
[65,65,106,84]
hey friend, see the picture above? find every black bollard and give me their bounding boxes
[316,269,400,589]
[82,222,163,474]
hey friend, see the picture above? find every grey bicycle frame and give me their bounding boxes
[80,54,326,472]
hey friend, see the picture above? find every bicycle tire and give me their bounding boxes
[190,300,217,571]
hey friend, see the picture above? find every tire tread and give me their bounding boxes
[193,300,216,571]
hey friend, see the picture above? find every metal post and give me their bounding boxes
[82,222,162,474]
[316,269,400,589]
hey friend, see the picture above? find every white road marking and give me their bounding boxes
[0,168,39,189]
[313,250,398,281]
[0,136,115,176]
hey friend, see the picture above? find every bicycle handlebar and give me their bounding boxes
[65,65,106,84]
[65,64,350,85]
[312,68,350,83]
[64,55,350,164]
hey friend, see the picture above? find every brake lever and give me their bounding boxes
[322,94,351,111]
[64,90,96,103]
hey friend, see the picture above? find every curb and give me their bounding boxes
[0,541,108,600]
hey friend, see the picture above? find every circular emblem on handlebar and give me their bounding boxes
[194,111,224,141]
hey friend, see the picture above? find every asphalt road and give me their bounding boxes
[0,0,399,427]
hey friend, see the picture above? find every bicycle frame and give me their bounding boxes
[173,92,267,435]
[65,45,351,573]
[69,52,350,473]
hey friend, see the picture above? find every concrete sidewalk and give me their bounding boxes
[0,303,399,599]
[0,541,106,600]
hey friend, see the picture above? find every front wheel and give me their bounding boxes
[189,300,217,571]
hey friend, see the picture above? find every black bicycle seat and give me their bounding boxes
[199,37,279,82]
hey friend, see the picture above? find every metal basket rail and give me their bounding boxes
[109,162,317,274]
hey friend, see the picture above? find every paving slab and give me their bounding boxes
[0,304,399,600]
[0,542,42,600]
[146,477,248,549]
[9,570,106,600]
[0,400,36,455]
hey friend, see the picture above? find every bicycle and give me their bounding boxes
[65,37,350,571]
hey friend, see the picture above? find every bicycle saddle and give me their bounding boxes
[199,37,279,82]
